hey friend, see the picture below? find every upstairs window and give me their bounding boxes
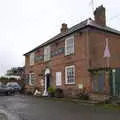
[44,46,51,61]
[65,36,74,55]
[30,52,35,65]
[65,65,75,84]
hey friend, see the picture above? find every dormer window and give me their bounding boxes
[65,36,74,56]
[44,45,51,61]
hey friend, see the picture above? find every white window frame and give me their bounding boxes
[29,73,35,85]
[65,65,75,84]
[65,35,74,56]
[44,45,51,61]
[56,72,62,86]
[30,52,35,65]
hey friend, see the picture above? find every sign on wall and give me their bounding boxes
[78,84,83,89]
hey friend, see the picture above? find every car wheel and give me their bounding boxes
[5,92,8,96]
[7,91,11,96]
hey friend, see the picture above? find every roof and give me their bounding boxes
[24,18,120,55]
[3,75,21,80]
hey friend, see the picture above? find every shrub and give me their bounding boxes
[26,91,33,95]
[77,91,89,100]
[48,87,55,97]
[48,87,55,93]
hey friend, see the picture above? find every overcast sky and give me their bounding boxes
[0,0,120,76]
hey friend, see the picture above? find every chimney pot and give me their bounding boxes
[60,23,68,33]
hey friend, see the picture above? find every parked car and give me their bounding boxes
[0,84,14,95]
[6,82,21,93]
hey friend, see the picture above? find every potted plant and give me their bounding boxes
[48,87,55,97]
[54,88,64,98]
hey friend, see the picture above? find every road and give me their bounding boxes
[0,95,120,120]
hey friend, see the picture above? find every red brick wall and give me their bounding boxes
[89,28,120,69]
[24,30,91,96]
[25,27,120,97]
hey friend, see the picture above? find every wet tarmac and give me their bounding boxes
[0,95,120,120]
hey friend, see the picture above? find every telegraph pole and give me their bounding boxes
[89,0,95,19]
[91,0,94,13]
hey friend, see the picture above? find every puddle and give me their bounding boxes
[0,113,7,120]
[0,103,28,120]
[0,109,20,120]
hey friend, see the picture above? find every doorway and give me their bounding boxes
[46,74,50,90]
[110,69,120,97]
[43,68,51,96]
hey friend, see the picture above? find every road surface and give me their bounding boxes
[0,95,119,120]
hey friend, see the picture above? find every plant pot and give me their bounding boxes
[48,92,54,97]
[55,88,64,98]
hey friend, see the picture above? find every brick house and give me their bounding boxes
[24,6,120,100]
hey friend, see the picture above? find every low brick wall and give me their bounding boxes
[63,87,86,98]
[25,85,35,94]
[90,93,110,101]
[25,85,110,101]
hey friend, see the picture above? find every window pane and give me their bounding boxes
[56,72,62,86]
[44,46,51,61]
[92,71,105,92]
[65,66,75,84]
[29,73,35,85]
[65,36,74,55]
[30,52,35,65]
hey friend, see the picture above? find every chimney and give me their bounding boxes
[60,23,68,33]
[94,5,106,26]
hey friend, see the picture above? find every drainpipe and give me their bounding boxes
[86,29,90,69]
[86,28,90,91]
[112,69,116,96]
